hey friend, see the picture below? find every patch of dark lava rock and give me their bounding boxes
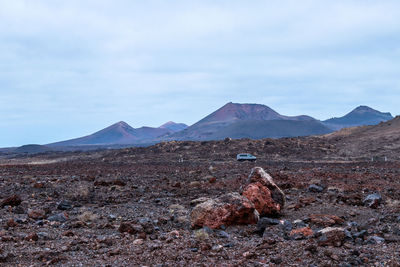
[0,142,399,266]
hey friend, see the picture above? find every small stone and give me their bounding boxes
[6,219,17,228]
[209,177,216,183]
[25,233,39,241]
[48,212,68,223]
[211,244,223,252]
[190,197,211,206]
[363,193,382,208]
[255,217,280,235]
[271,257,282,264]
[28,209,46,220]
[57,200,73,210]
[37,232,50,240]
[217,230,230,239]
[309,214,344,227]
[289,227,313,240]
[280,220,293,233]
[190,247,198,252]
[1,195,22,207]
[308,184,324,193]
[293,219,307,228]
[353,230,367,239]
[317,227,346,247]
[138,218,154,234]
[133,239,144,245]
[366,236,385,244]
[118,222,143,235]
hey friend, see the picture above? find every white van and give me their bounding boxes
[236,153,257,162]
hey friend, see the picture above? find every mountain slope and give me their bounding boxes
[48,121,140,146]
[168,102,323,140]
[48,121,173,147]
[208,120,332,140]
[159,121,188,132]
[325,116,400,159]
[323,106,393,130]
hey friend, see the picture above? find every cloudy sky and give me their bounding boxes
[1,0,400,147]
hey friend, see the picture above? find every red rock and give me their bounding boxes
[190,193,259,229]
[25,233,38,241]
[289,227,314,239]
[118,222,144,235]
[245,167,285,208]
[33,182,44,188]
[1,195,22,207]
[242,182,281,216]
[62,231,75,237]
[28,209,46,220]
[6,219,17,228]
[209,177,216,183]
[317,227,346,247]
[309,214,344,227]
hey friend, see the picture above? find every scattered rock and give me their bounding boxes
[366,236,385,244]
[25,233,39,241]
[363,193,382,208]
[1,195,22,207]
[279,220,293,233]
[48,212,68,223]
[190,197,211,207]
[118,222,144,235]
[255,217,280,235]
[28,209,46,220]
[138,218,155,234]
[6,219,17,228]
[57,200,73,210]
[316,227,346,247]
[190,192,259,229]
[308,184,324,193]
[309,214,344,227]
[217,230,230,239]
[289,227,313,239]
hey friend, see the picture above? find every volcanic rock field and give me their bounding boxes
[0,137,400,266]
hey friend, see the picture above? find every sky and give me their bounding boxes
[1,0,400,147]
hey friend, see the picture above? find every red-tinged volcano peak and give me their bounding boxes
[196,102,286,125]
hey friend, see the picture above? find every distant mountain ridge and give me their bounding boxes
[6,102,392,151]
[323,106,393,130]
[48,121,184,147]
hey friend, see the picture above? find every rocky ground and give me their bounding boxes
[0,139,400,266]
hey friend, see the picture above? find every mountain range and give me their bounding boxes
[3,102,394,153]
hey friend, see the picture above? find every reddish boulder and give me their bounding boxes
[242,182,281,216]
[246,167,285,208]
[240,167,285,216]
[190,193,259,229]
